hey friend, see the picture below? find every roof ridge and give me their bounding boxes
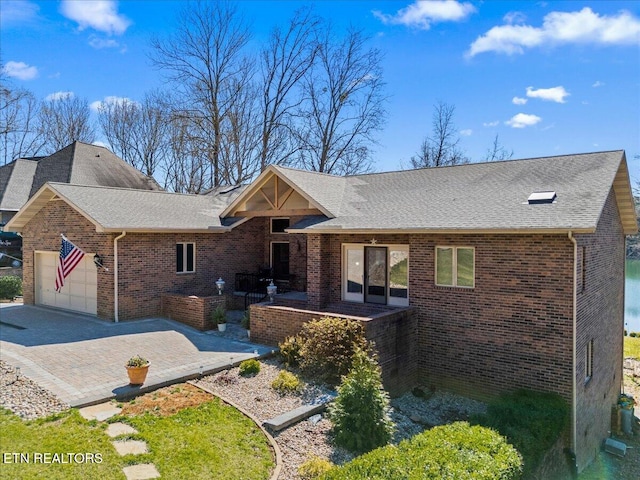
[47,182,207,197]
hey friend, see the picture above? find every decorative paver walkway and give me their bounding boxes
[0,304,271,407]
[122,464,161,480]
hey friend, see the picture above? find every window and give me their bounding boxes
[436,246,474,288]
[176,243,195,273]
[271,218,290,233]
[585,339,594,383]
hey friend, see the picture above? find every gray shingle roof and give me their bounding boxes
[0,159,39,211]
[30,142,161,196]
[42,183,244,231]
[285,150,636,233]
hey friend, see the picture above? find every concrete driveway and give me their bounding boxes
[0,304,271,407]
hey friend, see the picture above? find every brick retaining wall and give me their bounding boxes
[161,293,226,331]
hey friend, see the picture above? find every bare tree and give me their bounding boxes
[409,101,468,168]
[165,111,209,193]
[258,7,319,171]
[97,91,170,179]
[483,134,514,162]
[0,71,44,164]
[150,0,252,187]
[38,94,95,153]
[295,27,386,175]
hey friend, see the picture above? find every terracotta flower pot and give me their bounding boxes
[126,363,150,385]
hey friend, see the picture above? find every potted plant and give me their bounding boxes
[212,305,227,332]
[125,355,150,385]
[241,309,250,339]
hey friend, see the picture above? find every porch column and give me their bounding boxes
[306,234,331,310]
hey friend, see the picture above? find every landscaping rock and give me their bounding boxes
[122,463,160,480]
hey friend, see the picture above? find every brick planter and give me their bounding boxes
[161,292,226,331]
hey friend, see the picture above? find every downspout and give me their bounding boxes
[113,231,127,323]
[568,231,578,471]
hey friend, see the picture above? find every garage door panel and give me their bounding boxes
[35,252,97,315]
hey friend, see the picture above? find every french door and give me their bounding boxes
[343,244,409,306]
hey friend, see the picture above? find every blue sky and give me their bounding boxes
[2,0,639,183]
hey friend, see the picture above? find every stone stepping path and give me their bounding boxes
[79,402,160,479]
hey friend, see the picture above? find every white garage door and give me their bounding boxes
[35,251,97,315]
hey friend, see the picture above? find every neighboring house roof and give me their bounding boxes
[6,183,246,233]
[282,150,637,235]
[0,142,161,218]
[0,159,39,212]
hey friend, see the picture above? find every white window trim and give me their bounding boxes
[341,243,409,306]
[176,242,196,274]
[435,246,475,288]
[270,217,290,234]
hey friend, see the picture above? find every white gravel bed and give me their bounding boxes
[0,360,69,420]
[195,358,486,479]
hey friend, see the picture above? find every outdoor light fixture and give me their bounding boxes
[267,281,277,302]
[93,254,104,269]
[215,278,226,295]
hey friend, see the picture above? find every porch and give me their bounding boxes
[250,294,418,393]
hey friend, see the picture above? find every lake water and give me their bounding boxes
[625,259,640,333]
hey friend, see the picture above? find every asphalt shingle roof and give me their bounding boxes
[46,183,244,231]
[0,159,39,211]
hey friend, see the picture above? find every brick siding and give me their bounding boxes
[573,189,625,471]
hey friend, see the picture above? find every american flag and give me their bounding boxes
[55,236,85,292]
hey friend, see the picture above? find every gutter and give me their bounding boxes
[113,231,126,322]
[568,231,578,471]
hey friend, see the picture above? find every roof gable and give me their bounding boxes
[221,165,345,218]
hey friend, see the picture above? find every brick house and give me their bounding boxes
[6,150,637,472]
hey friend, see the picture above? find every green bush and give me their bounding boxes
[278,335,304,368]
[322,422,522,480]
[298,456,334,480]
[238,359,260,376]
[241,310,250,330]
[630,332,638,338]
[271,370,302,394]
[471,390,569,476]
[299,317,369,385]
[328,349,395,454]
[0,275,22,300]
[211,305,226,325]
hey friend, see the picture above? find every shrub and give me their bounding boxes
[279,335,304,368]
[299,317,369,385]
[238,359,261,376]
[631,332,638,338]
[0,275,22,300]
[298,456,334,480]
[322,422,522,480]
[328,349,395,454]
[211,305,226,325]
[126,355,149,367]
[271,370,302,394]
[241,310,250,330]
[471,389,569,477]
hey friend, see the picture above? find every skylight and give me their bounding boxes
[527,191,557,204]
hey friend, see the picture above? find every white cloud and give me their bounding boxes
[592,80,605,88]
[89,35,120,49]
[467,7,640,57]
[373,0,476,30]
[460,129,473,136]
[512,96,528,105]
[60,0,131,35]
[503,11,526,25]
[0,0,40,26]
[483,121,500,127]
[2,61,38,80]
[45,91,74,101]
[90,96,136,112]
[526,86,569,103]
[505,113,542,128]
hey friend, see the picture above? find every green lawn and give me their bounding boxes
[625,336,640,360]
[0,397,274,480]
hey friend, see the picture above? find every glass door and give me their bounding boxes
[365,247,387,304]
[344,245,364,302]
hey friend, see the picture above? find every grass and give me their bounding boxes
[0,397,274,480]
[624,336,640,360]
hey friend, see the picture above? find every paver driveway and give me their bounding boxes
[0,304,271,407]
